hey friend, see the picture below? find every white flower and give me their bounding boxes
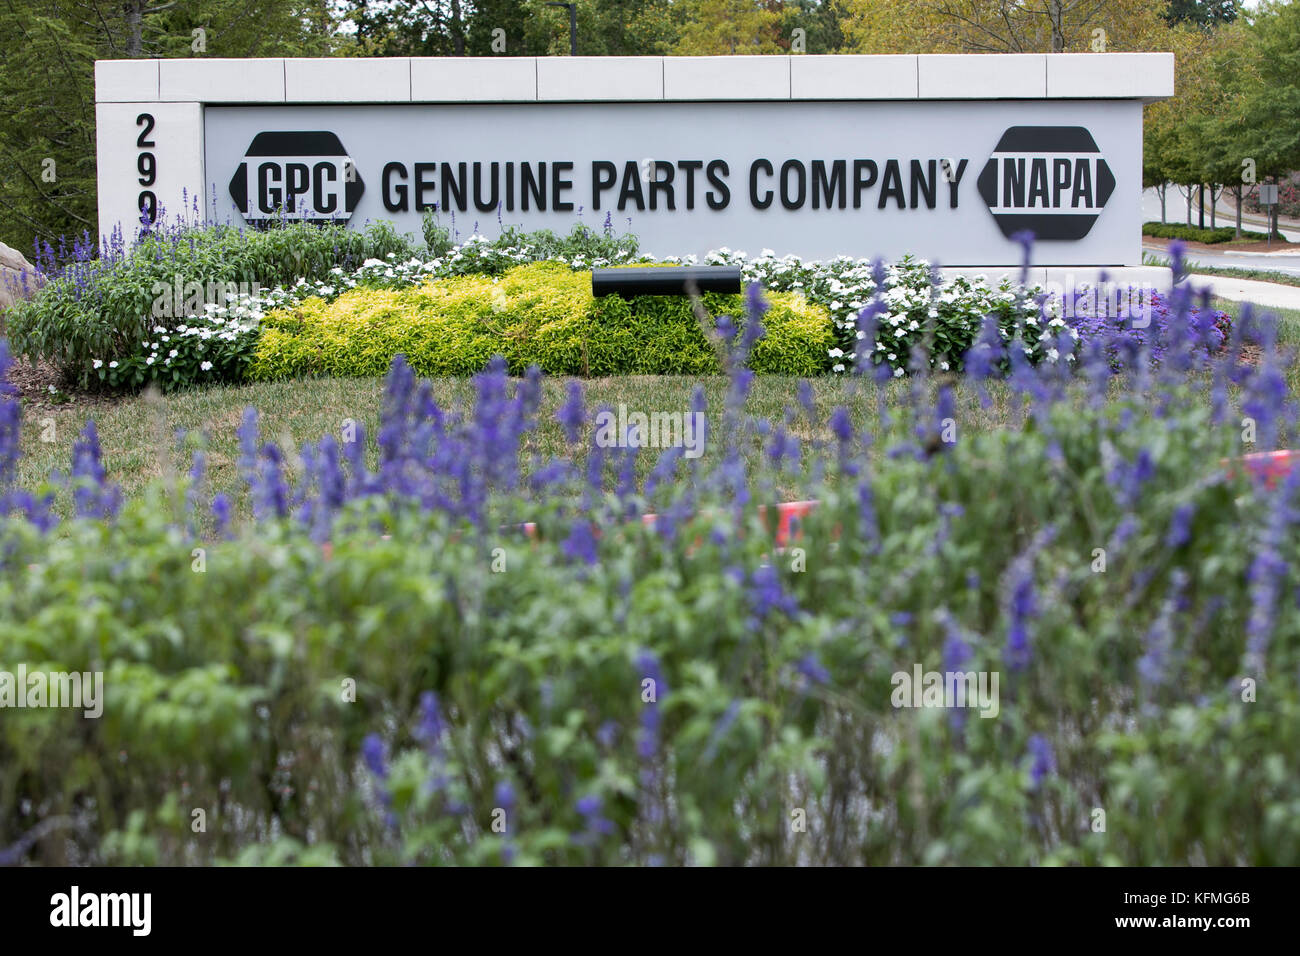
[146,356,155,365]
[940,361,950,371]
[828,348,844,358]
[108,361,119,368]
[93,359,103,369]
[200,361,213,371]
[169,349,178,358]
[893,367,904,378]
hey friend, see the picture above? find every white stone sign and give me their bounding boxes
[95,54,1174,274]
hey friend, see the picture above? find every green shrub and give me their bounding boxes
[248,261,832,380]
[1142,221,1271,244]
[6,220,416,388]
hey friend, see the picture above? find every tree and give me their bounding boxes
[0,0,343,252]
[839,0,1169,54]
[1231,0,1300,240]
[1162,0,1237,28]
[671,0,784,54]
[346,0,471,56]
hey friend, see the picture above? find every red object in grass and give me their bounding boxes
[1224,450,1300,489]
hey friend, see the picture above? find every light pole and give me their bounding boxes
[546,2,577,56]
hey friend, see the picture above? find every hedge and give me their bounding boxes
[1142,221,1272,244]
[248,261,833,380]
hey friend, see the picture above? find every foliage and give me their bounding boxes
[0,0,342,248]
[1142,221,1269,244]
[838,0,1169,54]
[2,261,1298,864]
[248,261,832,379]
[5,216,415,389]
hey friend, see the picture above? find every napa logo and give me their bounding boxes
[976,126,1114,240]
[229,131,364,225]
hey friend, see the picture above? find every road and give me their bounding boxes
[1143,243,1300,277]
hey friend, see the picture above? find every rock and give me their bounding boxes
[0,241,40,313]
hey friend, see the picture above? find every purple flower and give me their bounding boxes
[417,691,444,751]
[0,340,21,498]
[70,421,121,520]
[561,519,599,566]
[573,793,615,846]
[556,380,586,442]
[1027,734,1055,789]
[747,564,800,626]
[494,780,515,814]
[362,734,388,780]
[795,653,831,687]
[796,380,816,420]
[210,493,232,538]
[636,650,666,761]
[1003,558,1037,672]
[1165,503,1194,549]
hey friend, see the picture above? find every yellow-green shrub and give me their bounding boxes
[248,261,832,380]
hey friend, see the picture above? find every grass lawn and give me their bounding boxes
[18,374,1042,520]
[14,294,1298,522]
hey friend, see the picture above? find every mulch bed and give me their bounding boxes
[3,356,124,413]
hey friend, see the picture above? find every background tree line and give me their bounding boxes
[1,0,1296,252]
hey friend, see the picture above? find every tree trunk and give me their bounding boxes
[450,0,465,56]
[1234,185,1242,238]
[1159,184,1167,223]
[1049,0,1065,52]
[124,0,145,57]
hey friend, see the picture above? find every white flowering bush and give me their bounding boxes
[83,230,1073,388]
[94,292,264,391]
[673,249,1068,375]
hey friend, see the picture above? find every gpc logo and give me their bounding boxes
[977,126,1113,240]
[228,131,365,225]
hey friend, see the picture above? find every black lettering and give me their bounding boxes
[618,160,645,211]
[853,160,877,209]
[780,160,806,210]
[648,161,675,211]
[1072,158,1093,208]
[552,161,574,212]
[383,162,409,213]
[706,160,730,209]
[946,158,968,209]
[258,162,281,214]
[812,160,846,210]
[522,162,546,211]
[506,161,515,211]
[878,159,905,209]
[441,162,467,212]
[1028,158,1050,207]
[910,159,936,210]
[1003,158,1025,208]
[414,163,437,212]
[313,161,338,214]
[750,159,774,209]
[592,161,617,210]
[677,160,703,210]
[1052,158,1071,207]
[473,161,500,212]
[285,162,309,213]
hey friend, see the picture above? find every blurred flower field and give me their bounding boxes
[2,239,1299,866]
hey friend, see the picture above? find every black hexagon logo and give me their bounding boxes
[229,131,364,225]
[977,127,1114,240]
